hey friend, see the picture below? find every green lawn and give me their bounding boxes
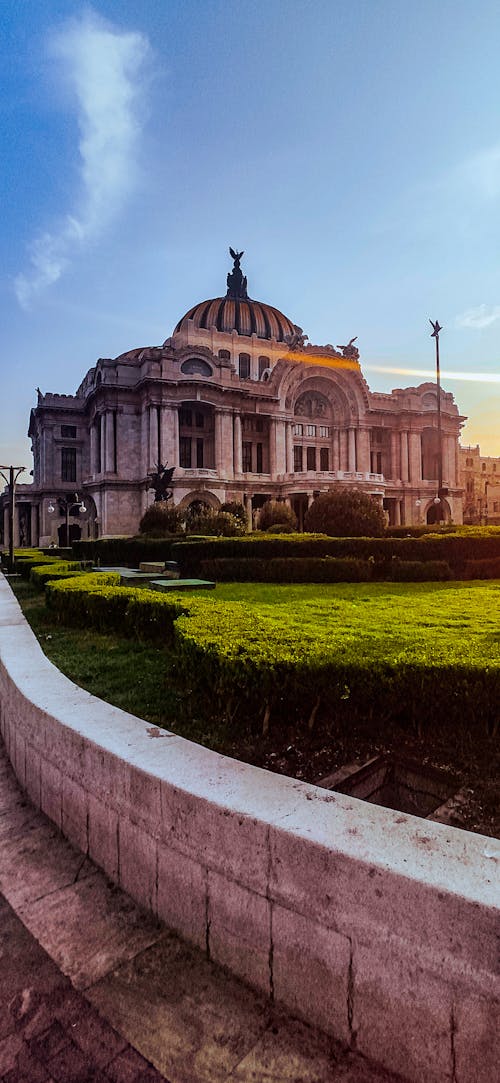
[185,579,500,667]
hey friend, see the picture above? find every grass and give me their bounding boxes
[8,575,500,837]
[10,579,182,731]
[185,579,500,667]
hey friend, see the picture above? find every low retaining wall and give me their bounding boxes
[0,574,498,1082]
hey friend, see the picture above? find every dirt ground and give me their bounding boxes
[228,724,500,840]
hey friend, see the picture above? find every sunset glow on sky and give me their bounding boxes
[1,0,500,477]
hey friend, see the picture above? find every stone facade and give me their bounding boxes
[460,445,500,524]
[2,254,465,545]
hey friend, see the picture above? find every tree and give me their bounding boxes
[258,499,297,531]
[304,487,385,537]
[139,501,183,536]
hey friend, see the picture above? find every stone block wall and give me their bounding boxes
[0,574,498,1082]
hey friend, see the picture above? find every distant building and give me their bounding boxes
[2,251,466,547]
[459,445,500,524]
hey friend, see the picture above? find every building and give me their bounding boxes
[2,251,466,547]
[460,445,500,524]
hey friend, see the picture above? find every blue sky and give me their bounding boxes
[2,0,500,478]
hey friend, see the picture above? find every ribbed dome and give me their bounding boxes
[174,296,296,342]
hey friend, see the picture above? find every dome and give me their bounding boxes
[173,249,297,342]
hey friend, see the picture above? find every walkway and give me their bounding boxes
[0,743,401,1083]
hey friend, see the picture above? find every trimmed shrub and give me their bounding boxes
[30,562,91,589]
[139,501,184,536]
[187,510,246,537]
[173,532,500,579]
[72,537,180,566]
[389,560,452,582]
[199,557,372,583]
[264,523,296,534]
[258,499,297,531]
[220,501,246,523]
[463,557,500,580]
[304,487,386,537]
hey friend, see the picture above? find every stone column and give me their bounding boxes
[268,418,277,477]
[161,405,179,469]
[409,432,422,484]
[215,410,224,476]
[90,424,96,477]
[348,428,356,471]
[446,435,456,486]
[332,430,340,473]
[400,431,409,482]
[221,411,234,480]
[233,415,242,474]
[356,429,371,474]
[390,431,400,480]
[394,499,401,526]
[105,412,115,473]
[31,504,38,547]
[286,421,294,474]
[244,493,252,531]
[275,419,287,476]
[100,415,106,475]
[149,406,159,469]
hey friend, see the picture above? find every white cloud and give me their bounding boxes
[461,145,500,200]
[455,304,500,330]
[15,10,151,309]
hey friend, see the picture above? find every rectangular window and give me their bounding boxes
[319,426,330,438]
[61,447,76,483]
[179,436,191,468]
[306,446,316,471]
[61,425,76,438]
[179,408,192,427]
[196,438,204,468]
[293,445,303,472]
[242,442,252,472]
[256,443,263,473]
[305,425,316,437]
[239,354,250,379]
[195,412,205,428]
[293,424,303,436]
[320,447,329,471]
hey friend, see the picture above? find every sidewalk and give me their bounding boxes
[0,743,401,1083]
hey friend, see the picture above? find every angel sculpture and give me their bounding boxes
[147,462,175,503]
[227,247,248,298]
[336,337,359,360]
[285,325,309,350]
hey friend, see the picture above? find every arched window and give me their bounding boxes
[181,357,213,377]
[258,355,270,378]
[218,349,231,361]
[239,353,250,380]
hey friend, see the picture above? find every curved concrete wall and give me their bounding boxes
[0,573,498,1082]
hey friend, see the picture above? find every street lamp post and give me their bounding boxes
[0,465,26,573]
[429,320,446,523]
[48,492,87,547]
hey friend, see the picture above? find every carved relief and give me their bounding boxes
[294,391,330,419]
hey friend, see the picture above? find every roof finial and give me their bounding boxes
[226,247,248,299]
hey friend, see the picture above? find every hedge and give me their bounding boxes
[200,557,373,583]
[41,575,500,742]
[389,560,452,582]
[71,537,184,566]
[173,533,500,578]
[463,557,500,580]
[30,562,92,589]
[45,573,189,643]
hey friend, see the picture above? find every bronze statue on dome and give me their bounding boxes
[285,325,309,350]
[336,337,359,360]
[226,247,248,299]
